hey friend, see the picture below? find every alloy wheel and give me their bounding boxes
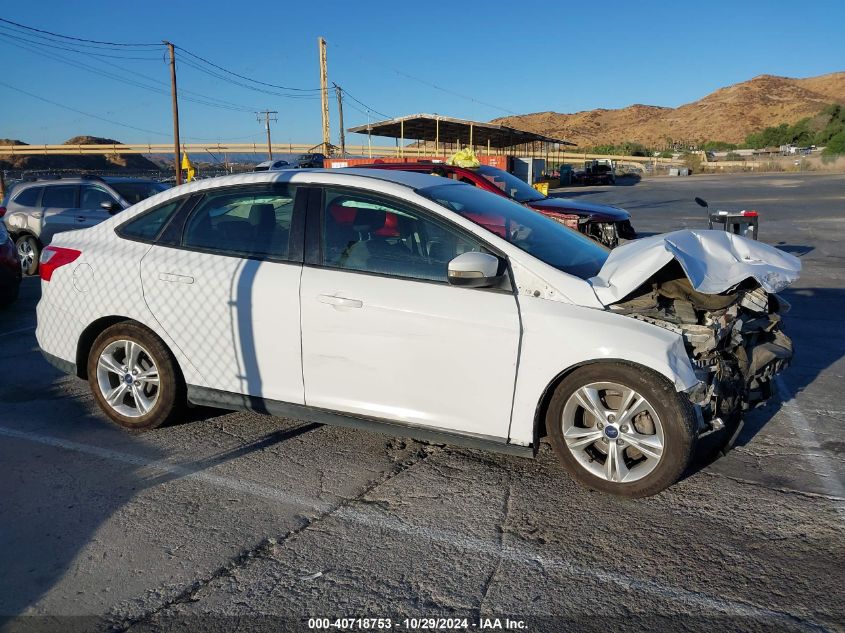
[95,339,160,418]
[561,381,664,483]
[17,239,34,272]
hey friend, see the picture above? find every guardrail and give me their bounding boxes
[0,143,677,165]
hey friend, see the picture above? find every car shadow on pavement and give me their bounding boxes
[0,370,174,621]
[774,243,814,257]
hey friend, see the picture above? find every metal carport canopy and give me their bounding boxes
[346,113,576,149]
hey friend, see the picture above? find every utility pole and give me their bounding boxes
[334,84,346,157]
[256,110,278,160]
[318,37,330,155]
[163,41,182,185]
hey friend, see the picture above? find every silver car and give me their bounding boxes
[2,175,169,274]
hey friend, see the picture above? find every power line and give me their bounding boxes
[0,34,260,113]
[335,84,392,120]
[0,25,162,60]
[330,41,517,116]
[0,17,160,47]
[175,45,321,92]
[177,56,320,100]
[0,80,170,137]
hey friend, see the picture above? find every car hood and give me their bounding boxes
[588,229,801,306]
[528,197,630,221]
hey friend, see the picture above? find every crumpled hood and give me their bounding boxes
[528,197,630,222]
[589,229,801,305]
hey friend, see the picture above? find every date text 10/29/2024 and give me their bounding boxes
[307,618,528,630]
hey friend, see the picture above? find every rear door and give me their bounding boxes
[40,185,81,243]
[139,183,306,403]
[299,186,521,439]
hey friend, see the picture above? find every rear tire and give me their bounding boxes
[87,322,184,431]
[547,363,697,497]
[16,235,40,276]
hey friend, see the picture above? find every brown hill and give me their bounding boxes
[492,71,845,147]
[0,136,160,171]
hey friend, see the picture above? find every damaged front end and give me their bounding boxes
[609,263,793,432]
[591,230,801,439]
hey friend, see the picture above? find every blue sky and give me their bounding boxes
[1,0,843,146]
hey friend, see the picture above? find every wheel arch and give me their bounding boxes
[531,358,685,446]
[76,316,133,379]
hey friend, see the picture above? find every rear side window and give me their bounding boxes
[119,200,182,241]
[182,186,296,260]
[13,187,42,207]
[42,185,77,208]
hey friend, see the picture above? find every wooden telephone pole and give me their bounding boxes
[163,41,182,185]
[318,37,330,155]
[257,110,278,160]
[334,84,346,157]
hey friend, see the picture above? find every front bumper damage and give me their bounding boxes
[593,230,801,438]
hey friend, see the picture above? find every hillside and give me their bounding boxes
[0,136,160,171]
[493,71,845,147]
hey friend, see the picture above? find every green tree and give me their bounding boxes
[822,131,845,155]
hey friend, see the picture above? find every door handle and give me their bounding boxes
[318,294,363,309]
[75,216,86,222]
[159,272,195,284]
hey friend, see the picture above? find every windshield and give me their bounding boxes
[475,165,545,203]
[109,181,170,205]
[418,183,608,279]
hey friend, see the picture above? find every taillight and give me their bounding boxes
[0,206,6,218]
[40,246,81,281]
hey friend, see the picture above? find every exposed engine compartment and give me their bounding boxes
[609,261,793,430]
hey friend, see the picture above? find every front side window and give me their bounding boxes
[119,199,182,241]
[13,187,42,207]
[418,183,608,280]
[80,186,118,210]
[182,186,296,259]
[41,185,77,208]
[320,188,488,283]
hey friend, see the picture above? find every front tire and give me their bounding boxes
[87,322,184,431]
[547,363,696,497]
[16,235,40,276]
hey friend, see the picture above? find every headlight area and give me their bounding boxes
[609,262,793,436]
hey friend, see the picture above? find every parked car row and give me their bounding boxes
[253,153,326,172]
[33,168,799,497]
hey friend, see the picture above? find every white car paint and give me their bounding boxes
[300,265,520,438]
[37,169,708,449]
[590,229,801,305]
[140,247,305,403]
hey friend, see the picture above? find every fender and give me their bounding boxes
[508,295,698,446]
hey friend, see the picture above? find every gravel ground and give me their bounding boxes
[0,172,843,633]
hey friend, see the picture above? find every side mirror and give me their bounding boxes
[100,201,122,214]
[694,197,708,208]
[447,252,503,288]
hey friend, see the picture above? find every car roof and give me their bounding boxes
[191,168,458,191]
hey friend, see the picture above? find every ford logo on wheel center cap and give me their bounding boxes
[604,425,619,439]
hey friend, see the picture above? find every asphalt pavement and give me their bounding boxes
[0,172,843,632]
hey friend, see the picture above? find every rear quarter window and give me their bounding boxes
[13,187,42,207]
[117,199,182,242]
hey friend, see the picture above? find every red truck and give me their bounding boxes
[357,162,635,248]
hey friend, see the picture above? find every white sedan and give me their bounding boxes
[35,169,800,497]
